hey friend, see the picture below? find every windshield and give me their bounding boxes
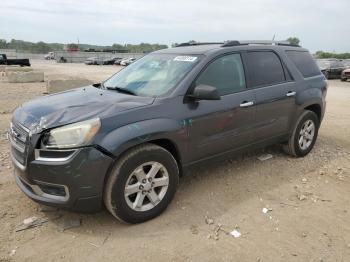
[103,53,201,97]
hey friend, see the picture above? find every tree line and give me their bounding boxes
[1,37,349,58]
[0,39,168,54]
[315,51,350,60]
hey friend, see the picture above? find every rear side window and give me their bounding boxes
[195,53,246,96]
[245,51,286,87]
[286,51,321,78]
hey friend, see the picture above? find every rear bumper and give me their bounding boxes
[12,147,114,212]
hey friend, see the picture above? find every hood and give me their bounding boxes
[343,68,350,73]
[12,85,154,133]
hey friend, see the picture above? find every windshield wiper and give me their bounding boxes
[104,85,137,96]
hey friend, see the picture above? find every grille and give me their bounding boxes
[9,122,29,166]
[345,72,350,76]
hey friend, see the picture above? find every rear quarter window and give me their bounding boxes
[286,51,321,78]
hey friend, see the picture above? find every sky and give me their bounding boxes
[1,0,349,53]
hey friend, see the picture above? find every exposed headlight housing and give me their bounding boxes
[42,118,101,149]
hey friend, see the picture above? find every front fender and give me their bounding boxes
[98,118,188,159]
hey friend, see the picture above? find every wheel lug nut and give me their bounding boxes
[139,185,144,190]
[151,182,155,186]
[148,178,152,182]
[142,179,147,183]
[142,191,146,194]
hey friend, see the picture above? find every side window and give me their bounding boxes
[286,51,321,78]
[246,51,286,87]
[195,54,246,96]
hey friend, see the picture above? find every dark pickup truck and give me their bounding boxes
[0,54,30,67]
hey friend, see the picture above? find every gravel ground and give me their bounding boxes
[0,60,350,262]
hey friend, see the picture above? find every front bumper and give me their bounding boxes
[12,146,114,212]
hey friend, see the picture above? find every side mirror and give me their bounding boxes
[188,84,221,101]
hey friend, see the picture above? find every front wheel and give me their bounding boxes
[104,144,179,223]
[283,110,319,157]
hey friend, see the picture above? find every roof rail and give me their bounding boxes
[174,40,301,48]
[175,41,224,47]
[222,40,300,47]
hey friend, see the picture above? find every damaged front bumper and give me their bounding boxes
[10,121,114,212]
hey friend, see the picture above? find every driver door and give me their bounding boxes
[186,53,256,163]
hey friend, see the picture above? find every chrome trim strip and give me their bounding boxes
[19,176,70,202]
[10,122,29,143]
[9,134,25,153]
[34,149,78,162]
[10,151,26,171]
[15,121,30,133]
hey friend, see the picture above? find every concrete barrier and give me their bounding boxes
[5,66,33,76]
[47,78,94,94]
[7,71,44,83]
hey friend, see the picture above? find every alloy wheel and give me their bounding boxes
[124,161,169,212]
[298,120,315,150]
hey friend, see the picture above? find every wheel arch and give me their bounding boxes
[99,118,186,191]
[149,138,183,176]
[304,103,322,121]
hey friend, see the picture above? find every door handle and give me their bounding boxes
[286,91,296,97]
[240,101,254,108]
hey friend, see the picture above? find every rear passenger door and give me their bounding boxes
[243,51,297,141]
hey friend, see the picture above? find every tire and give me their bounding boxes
[341,78,347,82]
[104,144,179,223]
[283,110,319,157]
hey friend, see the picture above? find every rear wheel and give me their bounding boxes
[283,110,319,157]
[104,144,179,223]
[341,78,347,82]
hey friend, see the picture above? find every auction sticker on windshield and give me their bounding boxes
[173,56,198,62]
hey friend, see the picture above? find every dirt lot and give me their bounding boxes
[1,60,350,262]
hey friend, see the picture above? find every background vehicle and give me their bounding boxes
[341,68,350,81]
[342,59,350,68]
[316,59,346,79]
[44,52,55,60]
[120,57,136,66]
[84,57,103,65]
[103,57,122,65]
[0,54,30,66]
[113,58,123,65]
[58,57,67,63]
[10,40,326,224]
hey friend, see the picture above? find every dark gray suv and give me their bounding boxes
[10,40,327,223]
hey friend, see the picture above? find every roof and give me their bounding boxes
[154,40,305,55]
